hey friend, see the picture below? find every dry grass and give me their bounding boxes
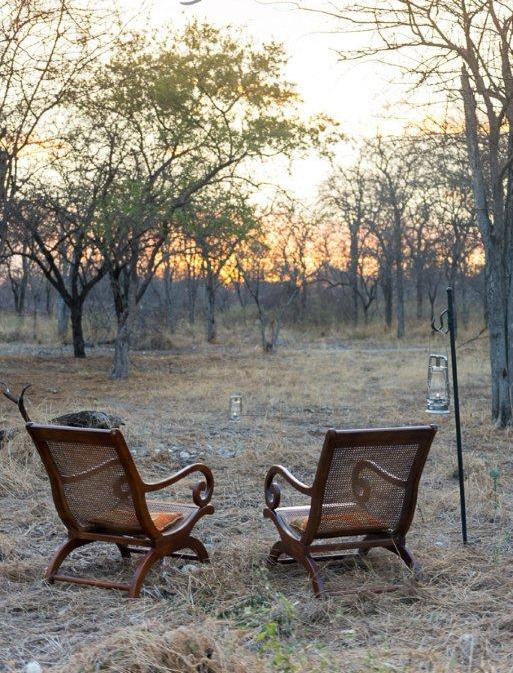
[0,329,511,672]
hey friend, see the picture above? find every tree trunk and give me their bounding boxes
[300,281,308,320]
[234,280,247,324]
[260,315,281,353]
[381,267,393,330]
[461,66,512,426]
[12,281,26,315]
[460,275,469,327]
[111,257,138,380]
[70,303,86,358]
[111,314,131,380]
[45,280,54,316]
[485,256,511,426]
[32,292,38,341]
[56,248,70,341]
[163,249,174,330]
[363,304,370,325]
[187,274,198,325]
[0,149,9,257]
[9,255,29,316]
[349,229,359,326]
[394,217,405,338]
[57,296,69,341]
[428,285,438,324]
[205,274,217,343]
[416,274,423,320]
[258,312,273,352]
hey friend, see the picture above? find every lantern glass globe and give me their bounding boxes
[427,354,450,414]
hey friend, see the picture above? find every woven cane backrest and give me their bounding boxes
[307,426,436,539]
[27,424,144,533]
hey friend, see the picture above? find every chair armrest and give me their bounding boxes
[352,459,408,503]
[264,465,313,510]
[143,463,214,507]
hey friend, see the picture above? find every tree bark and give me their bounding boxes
[427,282,438,325]
[205,274,217,343]
[57,296,69,341]
[8,255,29,316]
[416,273,423,320]
[485,256,511,425]
[163,248,174,330]
[45,280,54,316]
[461,66,511,426]
[349,229,359,326]
[111,255,138,380]
[70,303,86,358]
[112,313,131,380]
[394,213,405,338]
[186,273,198,325]
[460,274,469,328]
[381,267,393,330]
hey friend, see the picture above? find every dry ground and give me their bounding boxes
[0,330,511,673]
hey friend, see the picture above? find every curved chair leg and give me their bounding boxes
[356,535,375,568]
[128,549,165,598]
[45,538,91,583]
[267,541,286,565]
[180,536,210,563]
[116,544,131,560]
[299,553,325,597]
[385,540,423,580]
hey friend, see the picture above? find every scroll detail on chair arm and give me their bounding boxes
[143,463,214,507]
[264,465,313,510]
[352,459,408,504]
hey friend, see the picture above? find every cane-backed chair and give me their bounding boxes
[264,425,437,596]
[26,422,214,598]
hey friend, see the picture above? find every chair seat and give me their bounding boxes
[148,501,198,532]
[88,501,198,534]
[277,503,387,535]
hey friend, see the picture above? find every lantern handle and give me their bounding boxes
[431,308,449,335]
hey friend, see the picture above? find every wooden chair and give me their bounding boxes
[26,422,214,597]
[264,425,437,596]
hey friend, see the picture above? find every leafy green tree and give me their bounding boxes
[86,21,331,376]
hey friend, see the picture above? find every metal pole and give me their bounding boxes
[447,286,468,544]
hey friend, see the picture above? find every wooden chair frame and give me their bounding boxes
[26,422,214,598]
[263,425,437,596]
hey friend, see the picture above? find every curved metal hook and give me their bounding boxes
[431,308,449,335]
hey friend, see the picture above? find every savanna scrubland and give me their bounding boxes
[1,0,513,671]
[0,318,510,673]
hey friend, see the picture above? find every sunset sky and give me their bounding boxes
[118,0,434,199]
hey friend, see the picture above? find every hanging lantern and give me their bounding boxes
[229,393,242,421]
[426,354,450,414]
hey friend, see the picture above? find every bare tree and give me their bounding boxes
[5,246,30,315]
[271,198,320,323]
[295,0,513,424]
[0,0,112,252]
[7,108,123,357]
[367,135,423,338]
[320,155,369,325]
[237,235,300,352]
